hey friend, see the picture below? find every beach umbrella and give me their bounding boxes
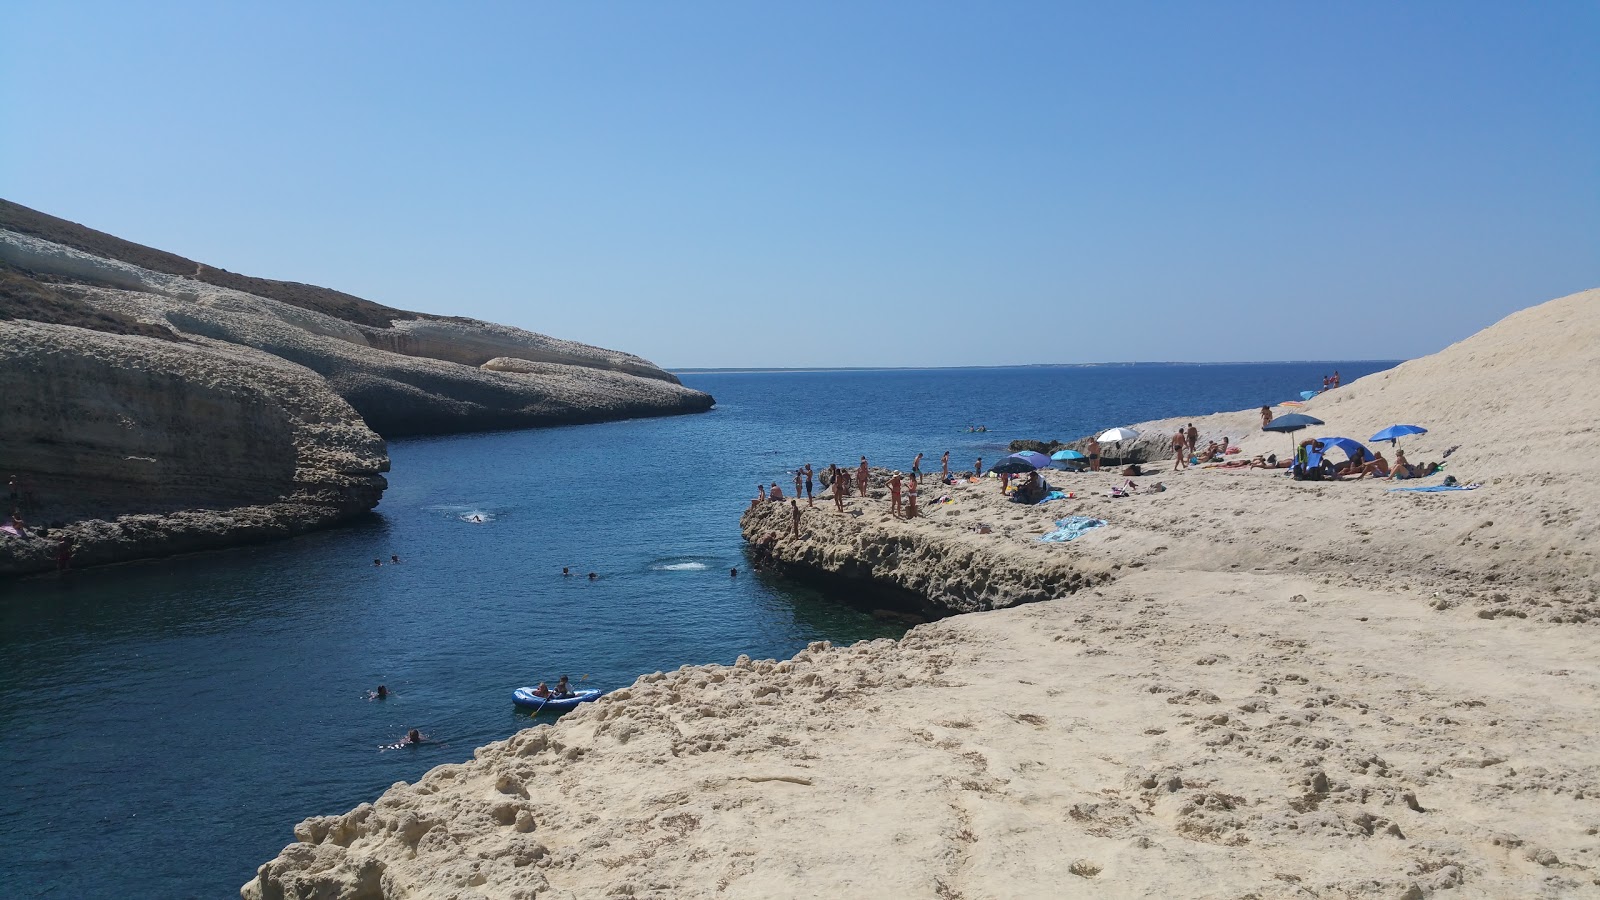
[1264,413,1326,458]
[1096,427,1140,466]
[1011,450,1052,469]
[1299,390,1318,401]
[1311,436,1373,463]
[1279,400,1306,409]
[989,456,1038,475]
[1370,424,1428,447]
[1050,449,1087,460]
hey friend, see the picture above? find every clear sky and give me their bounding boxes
[3,2,1595,368]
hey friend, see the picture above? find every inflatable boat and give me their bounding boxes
[512,687,601,711]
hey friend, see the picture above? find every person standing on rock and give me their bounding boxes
[1186,423,1199,457]
[1172,430,1188,471]
[794,470,803,502]
[941,451,950,480]
[857,457,869,497]
[789,499,802,539]
[1260,405,1273,429]
[905,475,918,518]
[889,472,903,516]
[1087,436,1102,472]
[55,535,73,572]
[804,464,814,507]
[831,465,846,513]
[911,453,923,484]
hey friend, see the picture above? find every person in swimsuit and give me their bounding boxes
[769,482,784,501]
[831,464,846,512]
[889,472,903,516]
[940,451,949,479]
[1172,430,1187,471]
[790,499,802,538]
[1185,424,1199,456]
[532,682,553,698]
[1260,405,1273,429]
[904,475,918,518]
[1087,437,1101,472]
[804,464,814,507]
[757,483,766,502]
[911,453,923,484]
[405,729,423,745]
[974,457,982,478]
[857,457,869,496]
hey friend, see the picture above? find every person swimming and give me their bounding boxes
[562,566,571,577]
[373,558,382,567]
[366,684,389,700]
[587,572,598,580]
[405,728,422,745]
[390,554,401,564]
[730,567,738,577]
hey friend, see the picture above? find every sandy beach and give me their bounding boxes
[246,289,1600,899]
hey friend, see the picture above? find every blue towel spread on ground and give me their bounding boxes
[1037,490,1068,503]
[1387,484,1479,493]
[1038,516,1106,542]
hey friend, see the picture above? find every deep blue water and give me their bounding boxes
[0,361,1395,898]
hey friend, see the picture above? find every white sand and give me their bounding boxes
[246,289,1600,899]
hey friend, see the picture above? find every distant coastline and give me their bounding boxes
[672,359,1404,376]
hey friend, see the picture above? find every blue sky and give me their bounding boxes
[3,2,1595,368]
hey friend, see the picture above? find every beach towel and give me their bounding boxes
[1038,516,1106,543]
[1037,490,1068,503]
[0,521,19,536]
[1387,484,1480,493]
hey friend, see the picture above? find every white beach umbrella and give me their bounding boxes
[1096,427,1141,466]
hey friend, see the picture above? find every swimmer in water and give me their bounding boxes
[366,684,389,700]
[562,566,571,577]
[588,572,598,580]
[390,554,401,564]
[730,567,738,577]
[373,558,382,567]
[405,728,422,745]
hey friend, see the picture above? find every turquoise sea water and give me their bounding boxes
[0,361,1396,898]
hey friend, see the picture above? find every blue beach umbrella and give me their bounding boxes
[1300,390,1318,401]
[1264,413,1325,433]
[1011,450,1053,469]
[1050,449,1087,461]
[1370,424,1428,445]
[1311,437,1373,463]
[1264,413,1326,456]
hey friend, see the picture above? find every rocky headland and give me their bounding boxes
[0,200,713,574]
[247,288,1600,898]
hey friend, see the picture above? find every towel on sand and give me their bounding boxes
[1037,490,1068,503]
[1038,516,1106,543]
[1388,484,1480,493]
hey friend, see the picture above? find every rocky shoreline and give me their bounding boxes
[245,290,1600,898]
[0,200,713,575]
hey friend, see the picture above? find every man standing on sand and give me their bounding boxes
[1087,437,1101,472]
[905,474,918,518]
[1172,430,1188,471]
[789,499,802,539]
[911,453,923,484]
[974,457,982,478]
[1186,423,1199,457]
[857,456,869,497]
[941,451,950,480]
[889,472,903,517]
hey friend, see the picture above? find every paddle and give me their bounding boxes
[530,674,590,715]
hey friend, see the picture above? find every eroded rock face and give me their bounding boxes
[0,322,386,575]
[1,225,713,438]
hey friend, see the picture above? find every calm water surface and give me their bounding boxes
[0,362,1395,898]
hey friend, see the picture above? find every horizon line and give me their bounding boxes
[668,359,1405,374]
